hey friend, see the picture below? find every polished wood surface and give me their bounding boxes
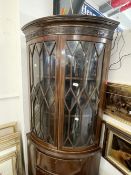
[28,134,101,175]
[22,15,119,175]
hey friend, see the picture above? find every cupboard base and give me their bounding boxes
[28,133,101,175]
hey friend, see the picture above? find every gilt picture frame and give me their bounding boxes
[105,82,131,124]
[103,123,131,175]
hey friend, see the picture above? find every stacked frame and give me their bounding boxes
[103,123,131,175]
[0,122,25,175]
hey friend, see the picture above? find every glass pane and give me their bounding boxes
[30,41,56,145]
[43,49,50,76]
[51,51,56,77]
[33,98,40,135]
[33,47,40,86]
[65,90,76,111]
[29,51,33,89]
[71,79,82,96]
[44,41,56,55]
[46,87,55,107]
[63,41,105,147]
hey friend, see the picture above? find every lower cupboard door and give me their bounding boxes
[36,167,53,175]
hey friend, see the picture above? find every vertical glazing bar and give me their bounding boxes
[28,45,33,131]
[57,35,66,149]
[54,36,60,147]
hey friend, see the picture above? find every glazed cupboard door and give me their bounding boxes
[28,36,59,147]
[59,36,106,150]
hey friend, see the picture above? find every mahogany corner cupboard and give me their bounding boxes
[22,15,119,175]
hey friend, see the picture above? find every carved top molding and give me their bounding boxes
[22,15,119,42]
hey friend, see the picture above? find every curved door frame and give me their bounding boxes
[58,35,112,151]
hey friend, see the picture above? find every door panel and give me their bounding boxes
[29,35,106,150]
[29,37,59,147]
[59,36,105,149]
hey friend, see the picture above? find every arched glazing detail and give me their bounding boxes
[63,41,105,147]
[29,41,56,145]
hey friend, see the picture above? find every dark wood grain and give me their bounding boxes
[28,134,101,175]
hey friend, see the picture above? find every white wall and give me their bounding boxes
[0,0,20,124]
[108,30,131,85]
[0,0,23,173]
[99,157,123,175]
[20,0,53,26]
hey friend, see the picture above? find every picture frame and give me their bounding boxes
[105,82,131,124]
[0,122,25,175]
[0,152,17,175]
[103,122,131,175]
[53,0,84,15]
[0,122,17,138]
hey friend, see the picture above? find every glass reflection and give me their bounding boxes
[30,41,56,145]
[64,41,104,147]
[33,49,39,86]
